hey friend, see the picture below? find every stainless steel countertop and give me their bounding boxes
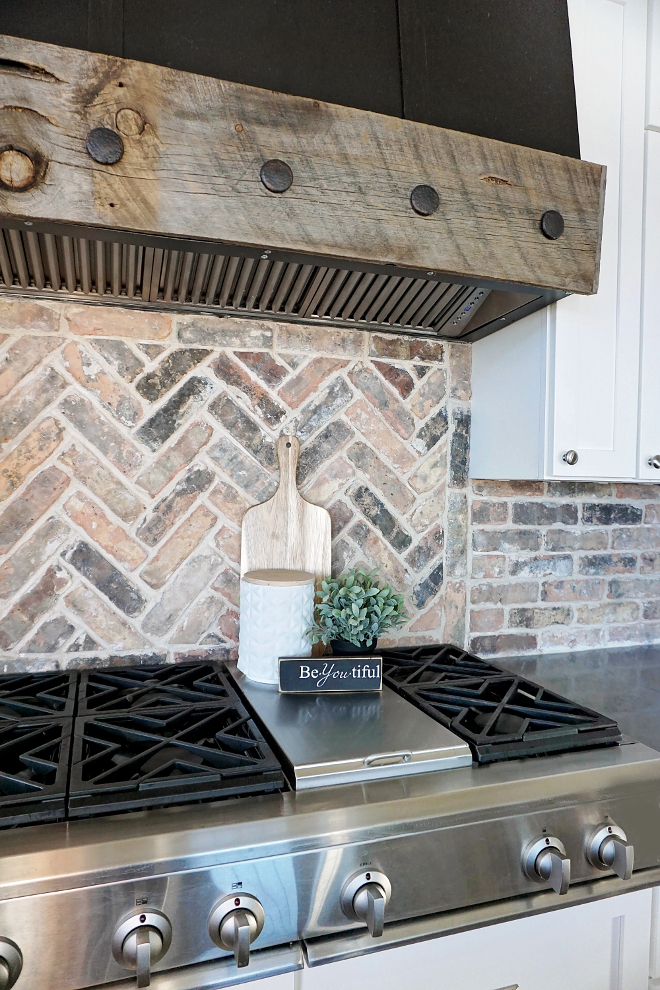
[497,643,660,751]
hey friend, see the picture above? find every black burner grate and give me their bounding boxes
[0,715,71,826]
[380,644,621,763]
[0,662,287,827]
[0,672,77,720]
[68,703,285,816]
[77,663,233,714]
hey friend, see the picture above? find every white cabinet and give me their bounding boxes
[470,0,648,482]
[639,3,660,480]
[299,889,654,990]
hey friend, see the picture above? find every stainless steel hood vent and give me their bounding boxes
[0,35,604,342]
[0,221,502,339]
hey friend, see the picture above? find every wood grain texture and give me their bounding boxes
[241,436,331,585]
[0,34,605,294]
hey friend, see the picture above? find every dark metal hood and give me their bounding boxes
[0,27,605,343]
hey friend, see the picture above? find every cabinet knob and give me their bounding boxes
[586,824,634,880]
[523,836,571,895]
[648,455,660,470]
[562,449,579,465]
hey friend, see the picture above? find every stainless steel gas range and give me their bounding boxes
[1,646,660,990]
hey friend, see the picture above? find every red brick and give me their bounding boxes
[541,627,603,651]
[235,350,289,386]
[470,608,504,633]
[409,368,446,419]
[0,336,62,399]
[409,602,443,633]
[278,357,348,408]
[576,601,639,624]
[471,480,545,497]
[615,484,660,499]
[645,504,660,524]
[64,493,146,570]
[448,342,471,401]
[213,352,286,428]
[608,621,660,644]
[327,500,354,537]
[344,399,415,473]
[302,456,355,506]
[141,504,217,589]
[0,299,60,334]
[65,585,147,649]
[212,567,240,606]
[372,361,415,399]
[471,582,539,605]
[65,304,172,340]
[470,632,537,655]
[0,417,63,501]
[541,579,604,602]
[368,335,443,363]
[0,565,70,649]
[278,323,363,356]
[407,443,446,495]
[471,500,509,524]
[61,341,142,427]
[208,481,253,526]
[348,364,415,439]
[136,421,213,496]
[0,466,69,553]
[471,554,506,579]
[214,525,241,564]
[59,445,144,523]
[217,608,240,641]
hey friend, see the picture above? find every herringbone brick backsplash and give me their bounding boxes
[1,297,659,671]
[0,298,469,669]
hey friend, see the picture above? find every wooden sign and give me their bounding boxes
[278,657,382,693]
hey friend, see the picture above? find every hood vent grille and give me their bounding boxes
[0,225,491,339]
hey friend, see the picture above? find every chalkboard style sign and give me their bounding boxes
[278,657,382,693]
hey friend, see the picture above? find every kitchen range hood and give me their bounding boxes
[0,33,605,342]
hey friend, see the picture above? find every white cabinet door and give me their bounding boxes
[550,0,647,479]
[639,91,660,478]
[299,890,653,990]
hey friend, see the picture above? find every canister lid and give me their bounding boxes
[242,569,315,586]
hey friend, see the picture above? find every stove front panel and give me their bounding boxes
[2,786,660,990]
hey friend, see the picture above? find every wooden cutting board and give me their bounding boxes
[240,435,331,586]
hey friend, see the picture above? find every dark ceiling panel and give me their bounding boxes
[398,0,580,158]
[0,0,90,50]
[123,0,403,117]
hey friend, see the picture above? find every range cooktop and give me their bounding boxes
[0,662,285,828]
[380,644,622,762]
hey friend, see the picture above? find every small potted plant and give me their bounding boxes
[309,568,407,655]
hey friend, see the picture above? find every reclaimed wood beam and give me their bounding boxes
[0,34,605,295]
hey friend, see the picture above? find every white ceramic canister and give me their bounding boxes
[238,569,315,684]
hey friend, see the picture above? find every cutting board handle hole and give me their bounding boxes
[286,441,291,447]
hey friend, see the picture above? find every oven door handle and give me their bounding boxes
[364,750,412,767]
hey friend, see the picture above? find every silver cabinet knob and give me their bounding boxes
[112,911,172,988]
[586,824,634,880]
[523,836,571,895]
[208,894,265,969]
[0,940,22,990]
[563,449,579,465]
[649,455,660,470]
[341,870,392,938]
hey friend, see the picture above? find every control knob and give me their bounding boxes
[341,870,392,937]
[0,939,21,990]
[208,894,265,968]
[523,836,571,895]
[586,823,634,880]
[112,910,172,988]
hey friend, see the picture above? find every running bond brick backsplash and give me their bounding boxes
[0,295,658,671]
